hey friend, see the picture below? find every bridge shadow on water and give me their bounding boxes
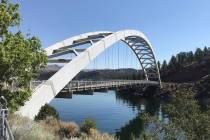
[115,90,162,140]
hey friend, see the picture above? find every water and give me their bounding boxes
[50,90,163,139]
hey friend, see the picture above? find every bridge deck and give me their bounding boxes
[17,30,161,119]
[58,80,158,92]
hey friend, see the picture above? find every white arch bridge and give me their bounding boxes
[17,29,162,119]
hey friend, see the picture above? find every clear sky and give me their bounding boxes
[15,0,210,63]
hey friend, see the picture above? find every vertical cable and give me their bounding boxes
[118,42,120,69]
[94,57,96,70]
[105,48,107,69]
[111,45,114,69]
[130,49,132,68]
[108,47,110,69]
[95,56,97,69]
[122,45,124,69]
[125,46,128,68]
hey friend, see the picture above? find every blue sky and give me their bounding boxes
[15,0,210,64]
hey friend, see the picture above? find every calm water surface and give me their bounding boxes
[50,90,164,139]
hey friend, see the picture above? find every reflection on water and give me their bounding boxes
[50,90,164,139]
[115,92,162,140]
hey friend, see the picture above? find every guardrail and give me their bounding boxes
[30,80,159,92]
[66,80,159,91]
[0,96,14,140]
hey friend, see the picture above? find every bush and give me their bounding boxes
[0,89,31,112]
[81,129,115,140]
[39,116,61,135]
[9,115,57,140]
[9,115,115,140]
[35,104,59,121]
[80,118,96,134]
[59,122,80,138]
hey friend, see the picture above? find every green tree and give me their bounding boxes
[141,89,210,140]
[0,0,20,38]
[35,104,59,120]
[157,61,161,72]
[168,55,177,71]
[203,46,208,56]
[186,51,194,63]
[160,60,168,79]
[194,48,204,61]
[176,52,187,65]
[208,47,210,55]
[0,0,47,110]
[0,0,47,89]
[161,60,167,72]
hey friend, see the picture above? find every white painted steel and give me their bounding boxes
[17,30,161,119]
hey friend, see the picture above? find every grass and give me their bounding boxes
[80,129,115,140]
[9,115,116,140]
[9,115,57,140]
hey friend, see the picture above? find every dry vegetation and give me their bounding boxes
[9,115,116,140]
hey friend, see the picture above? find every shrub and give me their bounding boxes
[39,116,61,135]
[35,104,59,121]
[9,115,115,140]
[0,89,31,112]
[81,128,115,140]
[80,118,96,134]
[59,121,80,138]
[9,115,57,140]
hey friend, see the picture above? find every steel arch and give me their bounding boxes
[17,29,161,118]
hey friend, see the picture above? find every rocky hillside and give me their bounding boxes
[164,55,210,82]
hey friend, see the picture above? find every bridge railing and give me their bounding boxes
[68,80,157,90]
[30,80,159,92]
[30,80,46,91]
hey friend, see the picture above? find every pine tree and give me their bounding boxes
[160,60,168,77]
[157,61,161,71]
[176,52,187,65]
[187,51,194,63]
[194,48,204,61]
[208,47,210,55]
[203,46,208,56]
[168,55,177,71]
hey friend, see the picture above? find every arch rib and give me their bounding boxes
[17,29,161,119]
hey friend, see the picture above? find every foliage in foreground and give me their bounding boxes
[9,115,58,140]
[0,0,47,111]
[80,118,97,134]
[35,104,99,138]
[0,89,31,112]
[9,115,115,140]
[141,89,210,140]
[35,104,59,120]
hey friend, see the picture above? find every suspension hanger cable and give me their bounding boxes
[125,46,127,69]
[105,48,107,69]
[111,45,114,69]
[130,49,132,68]
[118,42,120,69]
[95,56,97,69]
[108,47,110,69]
[132,52,134,69]
[123,44,124,69]
[94,57,96,70]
